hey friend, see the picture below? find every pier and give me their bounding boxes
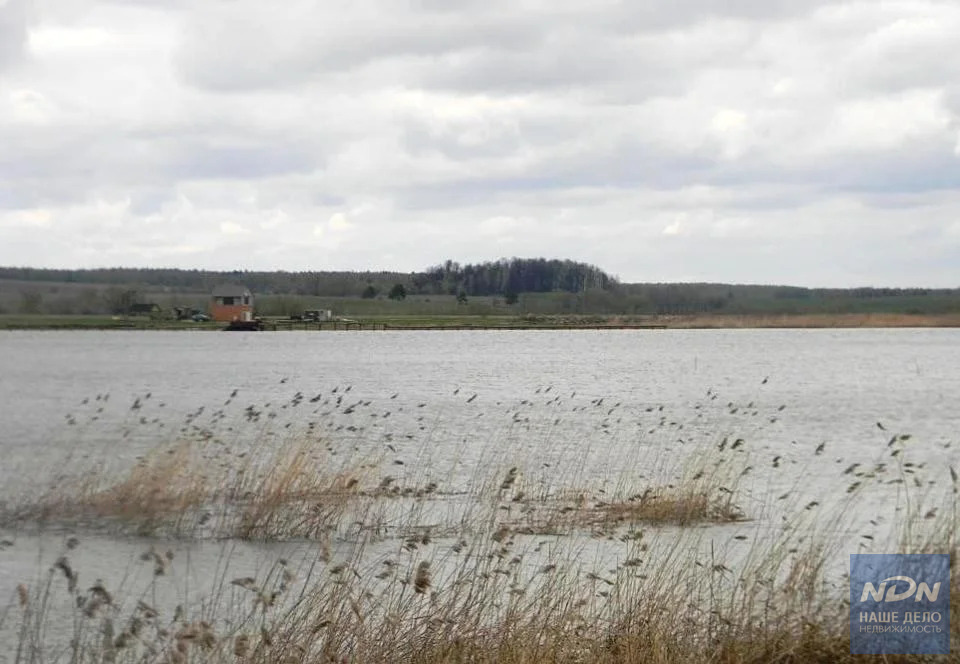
[255,320,666,331]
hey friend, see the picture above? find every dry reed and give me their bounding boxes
[4,387,955,663]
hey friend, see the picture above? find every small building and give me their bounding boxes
[211,284,254,322]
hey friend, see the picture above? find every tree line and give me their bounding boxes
[0,258,616,299]
[0,267,408,298]
[1,261,959,316]
[413,258,615,296]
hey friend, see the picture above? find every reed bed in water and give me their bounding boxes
[2,384,958,662]
[1,385,757,540]
[1,436,746,540]
[2,437,385,540]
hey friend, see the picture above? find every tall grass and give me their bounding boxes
[7,498,955,663]
[2,385,956,662]
[3,437,377,540]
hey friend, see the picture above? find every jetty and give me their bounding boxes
[252,319,666,331]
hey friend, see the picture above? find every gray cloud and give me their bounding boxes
[1,0,959,285]
[0,0,30,71]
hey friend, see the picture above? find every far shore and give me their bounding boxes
[2,312,959,331]
[657,312,960,328]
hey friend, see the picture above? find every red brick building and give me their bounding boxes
[210,284,254,322]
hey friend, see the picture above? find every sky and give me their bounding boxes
[1,0,959,287]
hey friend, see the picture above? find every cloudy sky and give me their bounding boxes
[1,0,959,286]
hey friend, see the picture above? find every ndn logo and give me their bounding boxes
[850,554,949,654]
[859,576,941,603]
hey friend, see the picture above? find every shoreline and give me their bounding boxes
[2,312,959,331]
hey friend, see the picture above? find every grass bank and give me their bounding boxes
[0,314,222,330]
[5,311,960,330]
[661,312,960,329]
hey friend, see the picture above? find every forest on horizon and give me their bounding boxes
[1,258,958,317]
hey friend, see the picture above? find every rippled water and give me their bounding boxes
[1,328,958,650]
[1,328,958,492]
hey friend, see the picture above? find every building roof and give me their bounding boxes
[212,283,251,298]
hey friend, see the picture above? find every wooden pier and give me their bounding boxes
[382,324,667,331]
[256,320,666,332]
[263,320,385,331]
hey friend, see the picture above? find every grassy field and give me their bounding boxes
[0,314,222,330]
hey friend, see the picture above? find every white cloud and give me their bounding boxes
[0,0,959,285]
[477,215,535,244]
[219,221,248,236]
[661,220,684,237]
[328,213,352,232]
[819,89,952,154]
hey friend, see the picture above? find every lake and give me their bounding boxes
[1,328,958,653]
[1,328,957,492]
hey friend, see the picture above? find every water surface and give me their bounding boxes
[1,328,958,648]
